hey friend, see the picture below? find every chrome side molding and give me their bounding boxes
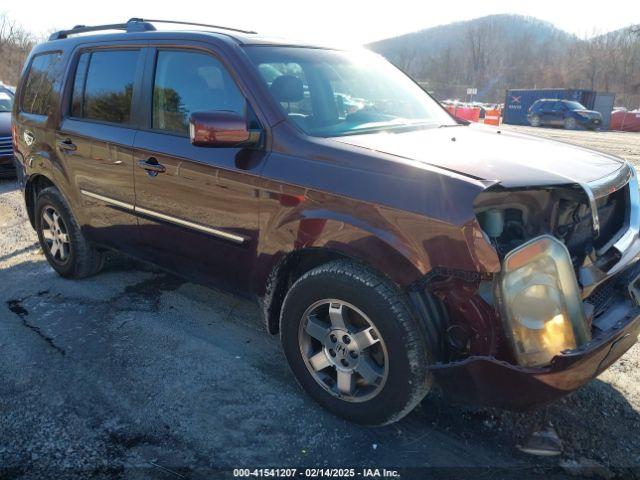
[80,190,135,210]
[135,206,245,243]
[80,190,245,244]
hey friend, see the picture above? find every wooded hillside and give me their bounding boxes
[0,15,34,87]
[368,14,640,107]
[1,13,638,108]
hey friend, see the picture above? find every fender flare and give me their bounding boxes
[23,148,80,228]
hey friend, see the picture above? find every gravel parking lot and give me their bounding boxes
[501,124,640,167]
[2,127,640,479]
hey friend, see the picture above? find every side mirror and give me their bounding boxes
[189,111,260,147]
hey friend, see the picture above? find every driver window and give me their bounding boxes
[152,50,245,135]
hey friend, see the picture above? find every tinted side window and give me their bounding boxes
[71,52,90,118]
[152,50,245,135]
[73,50,140,125]
[21,52,63,116]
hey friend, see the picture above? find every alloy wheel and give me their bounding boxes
[41,205,70,263]
[298,299,389,402]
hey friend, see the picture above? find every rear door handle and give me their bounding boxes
[137,157,166,176]
[57,139,77,152]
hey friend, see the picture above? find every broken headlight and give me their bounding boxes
[497,235,591,367]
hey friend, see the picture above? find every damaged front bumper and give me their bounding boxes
[426,162,640,411]
[430,294,640,411]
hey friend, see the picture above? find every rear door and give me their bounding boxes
[539,100,556,125]
[56,46,145,252]
[132,45,266,294]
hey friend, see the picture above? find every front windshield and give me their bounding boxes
[245,46,455,137]
[0,90,13,112]
[565,101,586,111]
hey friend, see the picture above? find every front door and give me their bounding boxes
[548,101,566,126]
[133,47,265,294]
[57,47,145,252]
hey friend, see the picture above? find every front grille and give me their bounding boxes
[586,279,616,318]
[587,260,640,324]
[0,136,12,156]
[594,183,628,250]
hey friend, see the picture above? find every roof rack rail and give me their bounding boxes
[48,18,257,41]
[130,18,258,35]
[49,19,156,40]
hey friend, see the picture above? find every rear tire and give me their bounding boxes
[35,187,103,278]
[280,260,432,425]
[564,117,577,130]
[529,115,541,127]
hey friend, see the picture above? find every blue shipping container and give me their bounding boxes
[503,88,597,126]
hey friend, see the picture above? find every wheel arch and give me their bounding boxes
[259,218,427,335]
[24,173,57,228]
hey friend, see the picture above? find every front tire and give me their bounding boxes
[529,115,541,127]
[35,187,103,278]
[280,260,432,425]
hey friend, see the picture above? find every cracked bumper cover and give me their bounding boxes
[430,301,640,411]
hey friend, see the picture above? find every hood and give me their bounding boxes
[331,125,623,188]
[0,112,11,136]
[574,109,602,118]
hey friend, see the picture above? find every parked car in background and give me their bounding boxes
[12,19,640,426]
[527,99,603,130]
[0,85,15,178]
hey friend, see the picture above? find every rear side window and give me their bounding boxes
[71,52,90,118]
[71,50,140,125]
[21,52,63,116]
[152,50,245,135]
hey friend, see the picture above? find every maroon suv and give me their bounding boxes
[12,19,640,425]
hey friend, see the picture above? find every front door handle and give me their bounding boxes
[137,157,166,176]
[57,139,77,152]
